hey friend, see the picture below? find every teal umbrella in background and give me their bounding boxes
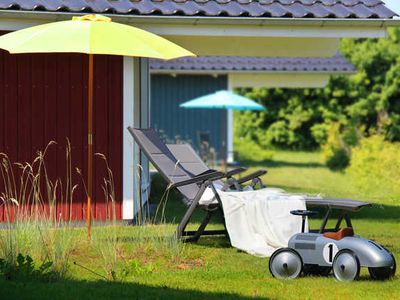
[180,90,264,110]
[180,90,264,169]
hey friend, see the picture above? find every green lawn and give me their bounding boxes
[246,150,391,202]
[1,151,399,300]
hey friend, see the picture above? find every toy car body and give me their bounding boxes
[269,198,396,281]
[289,233,394,269]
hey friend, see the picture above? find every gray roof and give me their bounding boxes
[149,54,356,74]
[0,0,396,19]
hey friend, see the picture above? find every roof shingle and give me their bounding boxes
[149,54,357,73]
[0,0,396,19]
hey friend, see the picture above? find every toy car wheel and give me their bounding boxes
[332,249,360,282]
[269,248,303,280]
[368,254,396,280]
[303,264,332,276]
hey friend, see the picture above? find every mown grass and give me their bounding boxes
[1,150,400,300]
[245,150,400,205]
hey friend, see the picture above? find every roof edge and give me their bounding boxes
[150,70,357,75]
[1,10,400,27]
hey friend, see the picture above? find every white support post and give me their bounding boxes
[227,78,235,164]
[122,57,151,221]
[122,56,135,220]
[227,109,234,164]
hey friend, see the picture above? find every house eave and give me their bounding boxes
[110,15,400,28]
[1,10,399,25]
[150,70,356,76]
[0,10,399,38]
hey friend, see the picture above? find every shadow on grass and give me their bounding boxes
[0,278,271,300]
[349,204,400,221]
[192,236,231,249]
[241,159,324,169]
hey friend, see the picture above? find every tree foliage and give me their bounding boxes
[235,28,400,149]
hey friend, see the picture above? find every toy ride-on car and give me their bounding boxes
[269,198,396,281]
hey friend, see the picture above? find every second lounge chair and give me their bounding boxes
[166,143,267,191]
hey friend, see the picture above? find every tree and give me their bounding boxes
[235,28,400,149]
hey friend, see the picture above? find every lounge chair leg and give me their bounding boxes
[189,210,213,242]
[210,184,230,240]
[176,183,207,239]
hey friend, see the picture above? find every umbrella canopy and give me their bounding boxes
[180,90,264,171]
[0,14,195,238]
[180,90,264,111]
[0,14,194,59]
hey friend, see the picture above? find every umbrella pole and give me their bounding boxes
[87,54,94,239]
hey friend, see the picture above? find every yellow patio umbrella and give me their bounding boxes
[0,14,195,238]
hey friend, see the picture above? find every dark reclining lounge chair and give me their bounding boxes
[166,143,266,191]
[127,127,267,242]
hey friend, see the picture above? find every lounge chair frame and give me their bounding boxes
[127,127,267,242]
[128,127,229,242]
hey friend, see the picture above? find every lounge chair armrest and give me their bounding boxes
[170,171,226,188]
[236,169,267,185]
[225,167,247,177]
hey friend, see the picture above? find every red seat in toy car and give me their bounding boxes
[323,227,354,241]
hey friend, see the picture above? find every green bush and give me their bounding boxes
[0,254,55,281]
[325,148,350,171]
[347,135,400,203]
[322,123,351,171]
[234,138,274,163]
[383,114,400,141]
[265,121,295,147]
[342,124,361,147]
[311,123,330,145]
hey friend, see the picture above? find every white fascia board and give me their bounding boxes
[150,70,356,76]
[1,11,399,38]
[131,23,388,38]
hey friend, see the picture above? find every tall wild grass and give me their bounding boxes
[89,156,183,281]
[0,141,80,279]
[0,142,183,281]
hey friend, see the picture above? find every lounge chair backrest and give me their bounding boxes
[127,127,200,204]
[167,143,225,187]
[166,144,209,175]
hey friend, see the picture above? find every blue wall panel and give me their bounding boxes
[151,74,227,158]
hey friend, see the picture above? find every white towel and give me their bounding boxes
[201,188,306,257]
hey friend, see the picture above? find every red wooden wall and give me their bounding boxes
[0,49,123,221]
